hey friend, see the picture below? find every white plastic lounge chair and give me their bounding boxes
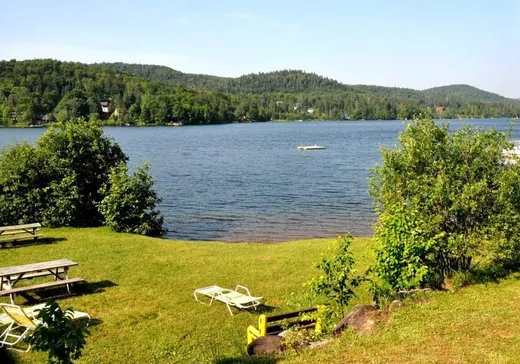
[194,285,263,315]
[0,303,90,352]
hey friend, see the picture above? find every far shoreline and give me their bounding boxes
[1,116,516,129]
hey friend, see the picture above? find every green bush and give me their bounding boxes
[0,118,164,236]
[369,115,520,290]
[36,119,127,226]
[98,163,164,237]
[0,143,49,224]
[305,233,361,317]
[0,119,126,226]
[26,301,90,364]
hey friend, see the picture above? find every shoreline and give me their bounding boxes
[161,232,375,244]
[1,116,516,129]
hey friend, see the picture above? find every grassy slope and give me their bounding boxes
[288,278,520,364]
[2,228,519,363]
[2,228,372,363]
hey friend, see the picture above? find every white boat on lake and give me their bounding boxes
[297,145,326,150]
[502,140,520,163]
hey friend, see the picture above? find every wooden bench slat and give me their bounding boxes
[0,229,39,236]
[0,234,43,244]
[266,321,316,335]
[266,307,318,322]
[0,278,86,296]
[0,223,42,231]
[0,260,77,276]
[10,269,66,280]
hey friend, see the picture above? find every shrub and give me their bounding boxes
[0,143,49,225]
[98,163,165,237]
[0,119,127,227]
[306,233,361,317]
[36,118,127,226]
[369,116,520,290]
[0,118,165,236]
[26,301,90,364]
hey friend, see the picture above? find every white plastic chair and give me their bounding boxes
[0,303,90,352]
[194,285,263,315]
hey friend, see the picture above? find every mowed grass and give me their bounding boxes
[2,228,520,363]
[286,276,520,364]
[1,228,373,363]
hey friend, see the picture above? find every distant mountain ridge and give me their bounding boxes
[422,84,514,104]
[97,62,519,105]
[2,59,519,127]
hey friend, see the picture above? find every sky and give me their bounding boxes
[1,0,519,98]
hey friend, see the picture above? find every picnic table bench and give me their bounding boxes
[247,306,323,344]
[0,223,42,246]
[0,259,85,304]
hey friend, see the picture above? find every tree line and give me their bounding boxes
[1,59,519,127]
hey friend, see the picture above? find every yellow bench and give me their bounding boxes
[247,306,323,344]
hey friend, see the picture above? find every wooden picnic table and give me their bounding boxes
[0,223,42,245]
[0,259,85,304]
[0,223,41,235]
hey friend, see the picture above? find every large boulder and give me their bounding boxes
[332,304,377,336]
[246,335,285,357]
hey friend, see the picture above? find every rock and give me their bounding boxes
[246,335,285,357]
[410,297,430,305]
[277,330,289,338]
[308,338,330,349]
[332,304,377,336]
[389,299,404,311]
[397,288,432,299]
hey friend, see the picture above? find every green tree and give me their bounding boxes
[0,142,82,226]
[98,163,165,237]
[0,119,166,232]
[35,119,127,226]
[369,116,520,290]
[55,90,90,121]
[0,143,47,224]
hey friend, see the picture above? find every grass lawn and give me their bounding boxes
[1,228,520,363]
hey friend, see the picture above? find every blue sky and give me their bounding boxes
[1,0,518,97]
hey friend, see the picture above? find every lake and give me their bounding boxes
[0,119,517,242]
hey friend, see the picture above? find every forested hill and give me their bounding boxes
[97,62,518,105]
[97,62,230,91]
[423,84,515,104]
[98,62,425,99]
[1,59,519,127]
[97,63,353,95]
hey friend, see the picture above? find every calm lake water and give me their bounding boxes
[0,119,517,242]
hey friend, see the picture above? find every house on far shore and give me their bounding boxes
[100,101,110,114]
[435,106,445,115]
[307,108,315,114]
[35,114,50,124]
[100,101,111,120]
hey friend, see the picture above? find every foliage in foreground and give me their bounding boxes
[98,163,165,236]
[27,301,90,364]
[36,119,128,226]
[305,233,361,318]
[369,116,520,290]
[0,119,164,236]
[4,230,520,363]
